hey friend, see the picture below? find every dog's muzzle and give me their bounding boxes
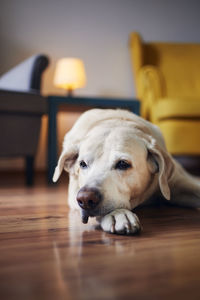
[77,186,102,210]
[77,186,102,223]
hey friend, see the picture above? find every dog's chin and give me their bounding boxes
[80,208,100,224]
[80,205,114,223]
[83,208,106,218]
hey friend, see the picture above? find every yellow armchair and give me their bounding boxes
[129,32,200,155]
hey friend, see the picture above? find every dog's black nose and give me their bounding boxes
[77,187,102,210]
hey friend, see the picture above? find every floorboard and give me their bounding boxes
[0,173,200,300]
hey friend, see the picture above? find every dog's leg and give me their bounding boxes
[170,162,200,208]
[99,209,141,235]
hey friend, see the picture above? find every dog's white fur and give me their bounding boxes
[53,109,200,235]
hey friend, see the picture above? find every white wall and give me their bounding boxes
[1,0,200,98]
[1,0,200,171]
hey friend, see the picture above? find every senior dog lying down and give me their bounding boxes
[53,109,200,235]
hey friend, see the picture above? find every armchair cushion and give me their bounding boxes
[152,98,200,122]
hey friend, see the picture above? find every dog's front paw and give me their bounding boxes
[100,209,141,235]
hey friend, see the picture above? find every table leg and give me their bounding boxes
[25,155,34,186]
[48,102,58,184]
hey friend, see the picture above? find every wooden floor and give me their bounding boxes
[1,173,200,300]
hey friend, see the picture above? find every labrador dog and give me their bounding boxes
[53,109,200,235]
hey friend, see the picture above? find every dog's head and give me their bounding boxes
[53,118,173,219]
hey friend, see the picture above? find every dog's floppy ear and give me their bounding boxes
[146,137,174,200]
[53,109,102,183]
[53,146,78,182]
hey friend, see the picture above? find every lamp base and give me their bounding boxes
[67,88,73,97]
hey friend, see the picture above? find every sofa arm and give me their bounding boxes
[137,65,165,119]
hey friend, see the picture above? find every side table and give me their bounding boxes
[47,95,140,183]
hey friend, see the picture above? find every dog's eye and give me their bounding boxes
[79,160,88,169]
[115,160,131,171]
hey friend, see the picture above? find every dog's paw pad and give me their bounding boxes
[100,209,141,235]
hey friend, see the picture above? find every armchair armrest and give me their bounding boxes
[137,65,165,119]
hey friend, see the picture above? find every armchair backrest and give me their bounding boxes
[0,54,49,93]
[129,32,200,98]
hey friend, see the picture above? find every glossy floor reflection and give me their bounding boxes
[1,176,200,299]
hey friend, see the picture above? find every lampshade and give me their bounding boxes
[54,58,86,92]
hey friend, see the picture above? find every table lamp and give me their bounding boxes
[54,58,86,96]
